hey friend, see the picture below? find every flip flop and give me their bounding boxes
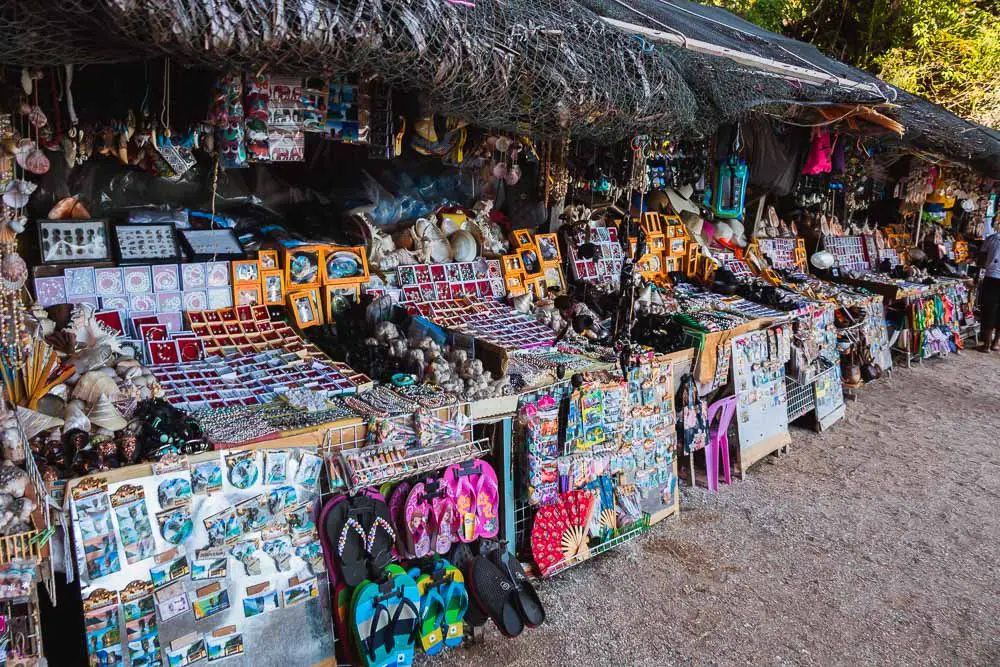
[385,570,421,666]
[415,574,447,655]
[322,495,369,587]
[455,475,478,543]
[431,496,456,555]
[363,500,397,572]
[333,582,358,665]
[489,547,545,628]
[440,565,469,647]
[388,482,414,558]
[473,461,499,539]
[350,580,390,667]
[318,494,348,588]
[405,484,432,558]
[467,555,523,638]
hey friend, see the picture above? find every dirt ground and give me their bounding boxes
[437,351,1000,666]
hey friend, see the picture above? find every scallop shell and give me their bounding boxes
[1,253,27,288]
[2,180,36,209]
[23,148,49,175]
[27,106,47,129]
[71,370,120,405]
[15,406,64,440]
[63,401,91,433]
[88,394,126,432]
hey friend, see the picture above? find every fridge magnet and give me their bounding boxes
[110,484,156,564]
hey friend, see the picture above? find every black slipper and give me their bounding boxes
[489,548,546,628]
[323,497,368,587]
[468,556,523,637]
[456,551,488,628]
[362,498,396,572]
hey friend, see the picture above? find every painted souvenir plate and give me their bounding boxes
[326,251,361,279]
[229,459,259,489]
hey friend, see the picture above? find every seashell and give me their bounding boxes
[491,162,508,179]
[63,401,91,433]
[71,369,120,405]
[48,195,90,220]
[0,462,28,498]
[512,292,533,313]
[23,148,49,175]
[27,106,47,129]
[1,253,27,289]
[15,406,64,440]
[439,215,462,236]
[88,395,126,432]
[35,393,65,419]
[505,164,522,186]
[20,69,32,96]
[495,136,511,152]
[7,216,26,234]
[2,180,36,209]
[425,238,452,263]
[449,230,478,262]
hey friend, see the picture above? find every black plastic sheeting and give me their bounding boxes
[0,0,996,174]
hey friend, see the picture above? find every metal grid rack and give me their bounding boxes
[340,438,491,494]
[785,374,816,422]
[542,516,650,578]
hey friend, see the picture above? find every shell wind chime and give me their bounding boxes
[0,114,30,375]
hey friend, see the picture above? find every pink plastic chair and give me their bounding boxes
[704,395,736,492]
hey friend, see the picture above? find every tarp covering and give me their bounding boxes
[1,0,996,173]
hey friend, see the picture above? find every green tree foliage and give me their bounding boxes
[704,0,1000,128]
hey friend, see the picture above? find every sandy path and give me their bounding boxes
[436,351,1000,666]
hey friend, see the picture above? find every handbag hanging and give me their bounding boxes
[676,373,709,455]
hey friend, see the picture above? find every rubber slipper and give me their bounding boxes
[489,548,545,628]
[459,557,489,628]
[363,499,397,571]
[318,494,348,588]
[440,565,469,647]
[415,574,447,655]
[388,482,414,558]
[323,495,369,587]
[405,484,432,558]
[455,475,478,543]
[468,555,523,637]
[350,580,390,667]
[333,582,359,665]
[473,461,499,539]
[431,495,456,555]
[385,571,421,666]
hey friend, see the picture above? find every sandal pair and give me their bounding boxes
[320,493,396,588]
[443,460,500,542]
[465,546,545,638]
[412,560,468,655]
[349,565,420,667]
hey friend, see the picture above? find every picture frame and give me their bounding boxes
[283,246,323,290]
[512,229,533,249]
[518,248,543,278]
[320,245,370,285]
[324,285,359,321]
[113,223,183,264]
[261,270,285,306]
[535,233,561,263]
[287,289,322,328]
[257,249,279,270]
[234,284,262,307]
[231,260,261,285]
[543,265,565,291]
[37,219,111,265]
[178,228,245,261]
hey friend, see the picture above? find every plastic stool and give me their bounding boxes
[704,395,737,492]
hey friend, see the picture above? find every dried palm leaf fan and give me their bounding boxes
[530,490,598,576]
[600,508,618,532]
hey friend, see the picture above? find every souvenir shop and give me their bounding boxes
[0,14,995,667]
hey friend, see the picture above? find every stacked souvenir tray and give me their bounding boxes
[567,227,624,283]
[396,259,505,302]
[757,238,798,270]
[186,305,303,357]
[406,298,557,351]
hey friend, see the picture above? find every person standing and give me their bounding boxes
[977,223,1000,351]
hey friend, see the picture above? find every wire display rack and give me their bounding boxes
[541,516,651,578]
[785,374,816,422]
[340,438,492,494]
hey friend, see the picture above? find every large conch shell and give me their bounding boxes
[48,195,91,220]
[88,394,126,432]
[71,370,120,405]
[449,230,477,262]
[15,406,63,440]
[2,180,36,209]
[63,401,91,432]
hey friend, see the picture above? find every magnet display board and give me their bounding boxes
[731,327,792,472]
[69,446,333,667]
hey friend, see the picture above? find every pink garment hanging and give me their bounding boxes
[802,129,833,175]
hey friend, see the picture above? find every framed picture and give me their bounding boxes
[519,248,543,278]
[320,246,370,285]
[502,254,523,275]
[113,224,183,264]
[283,246,323,290]
[234,285,262,307]
[262,270,285,306]
[324,285,359,321]
[37,219,111,265]
[258,249,279,270]
[535,233,561,263]
[231,260,261,285]
[178,229,245,261]
[287,289,321,328]
[512,229,533,249]
[543,265,565,291]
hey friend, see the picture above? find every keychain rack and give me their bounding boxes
[340,437,491,495]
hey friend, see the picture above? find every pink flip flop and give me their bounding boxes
[473,461,499,539]
[405,483,432,558]
[388,482,413,559]
[455,475,478,543]
[431,496,456,554]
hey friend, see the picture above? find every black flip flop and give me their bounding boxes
[363,499,397,572]
[490,548,546,628]
[323,497,369,587]
[468,556,523,637]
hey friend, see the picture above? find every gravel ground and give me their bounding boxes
[436,351,1000,666]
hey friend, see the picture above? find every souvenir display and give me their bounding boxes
[37,219,111,264]
[179,229,245,261]
[114,224,183,263]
